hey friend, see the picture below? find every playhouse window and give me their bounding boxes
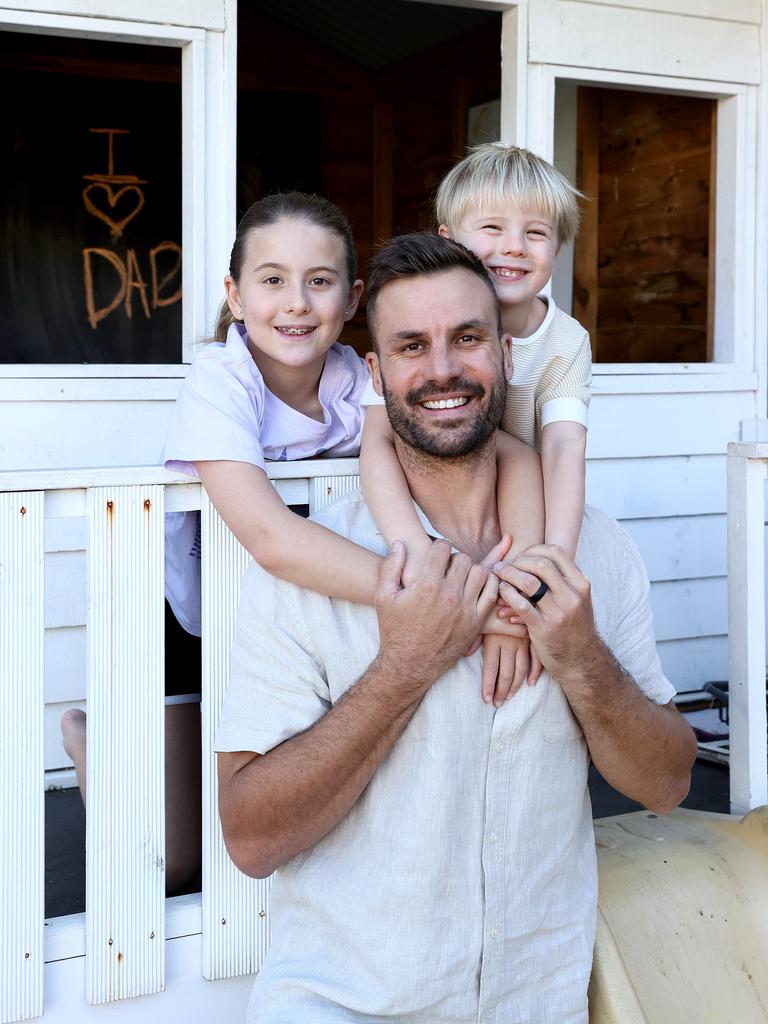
[553,81,716,365]
[0,31,182,364]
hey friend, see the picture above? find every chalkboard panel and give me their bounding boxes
[0,56,182,364]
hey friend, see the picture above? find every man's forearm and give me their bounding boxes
[560,641,696,814]
[219,656,427,878]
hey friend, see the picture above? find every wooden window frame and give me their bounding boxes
[0,3,236,391]
[526,63,760,386]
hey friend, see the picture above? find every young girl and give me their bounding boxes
[61,193,538,889]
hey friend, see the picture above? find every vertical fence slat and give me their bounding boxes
[0,493,44,1024]
[309,473,360,515]
[727,451,768,813]
[200,494,269,980]
[85,485,165,1004]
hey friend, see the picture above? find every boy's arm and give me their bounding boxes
[540,421,587,560]
[360,406,433,581]
[197,459,381,605]
[496,430,545,557]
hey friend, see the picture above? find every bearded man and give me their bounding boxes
[216,232,696,1024]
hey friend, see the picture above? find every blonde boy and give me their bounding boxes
[435,142,590,560]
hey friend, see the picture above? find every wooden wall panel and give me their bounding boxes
[576,87,714,363]
[385,25,502,235]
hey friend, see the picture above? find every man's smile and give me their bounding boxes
[421,396,470,410]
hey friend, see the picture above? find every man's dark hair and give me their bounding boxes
[366,232,502,350]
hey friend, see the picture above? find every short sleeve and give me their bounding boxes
[163,347,267,475]
[537,329,592,429]
[360,376,385,408]
[611,526,676,707]
[215,563,332,754]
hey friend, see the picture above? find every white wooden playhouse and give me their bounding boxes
[1,0,767,1020]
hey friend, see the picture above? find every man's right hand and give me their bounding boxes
[374,539,499,696]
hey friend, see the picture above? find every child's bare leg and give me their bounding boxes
[60,704,201,893]
[164,701,202,893]
[60,708,87,802]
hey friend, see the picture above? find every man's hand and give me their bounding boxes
[376,540,499,695]
[494,544,696,814]
[493,544,600,683]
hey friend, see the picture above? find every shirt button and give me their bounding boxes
[489,832,498,843]
[495,742,504,752]
[490,926,498,940]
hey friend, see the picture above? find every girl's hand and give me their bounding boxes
[400,534,438,588]
[481,634,532,707]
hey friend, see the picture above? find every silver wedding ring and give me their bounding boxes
[528,579,549,606]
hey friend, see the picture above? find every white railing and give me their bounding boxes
[727,441,768,814]
[0,460,360,1023]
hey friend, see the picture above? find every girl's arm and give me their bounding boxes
[540,421,587,559]
[197,459,381,605]
[359,406,433,582]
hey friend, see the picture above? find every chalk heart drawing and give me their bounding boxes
[82,182,145,238]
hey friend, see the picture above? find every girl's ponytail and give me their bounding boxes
[215,298,238,342]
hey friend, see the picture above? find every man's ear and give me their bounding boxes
[365,351,384,396]
[501,334,513,381]
[437,224,451,239]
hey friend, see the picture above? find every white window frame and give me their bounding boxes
[0,3,236,394]
[526,62,760,387]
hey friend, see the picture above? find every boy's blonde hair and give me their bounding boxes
[435,142,583,245]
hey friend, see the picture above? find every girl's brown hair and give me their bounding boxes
[215,192,357,341]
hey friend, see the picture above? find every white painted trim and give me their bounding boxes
[404,0,520,9]
[200,497,268,982]
[536,62,750,96]
[500,4,527,146]
[0,8,206,43]
[45,895,203,966]
[593,363,752,376]
[85,485,166,1004]
[0,5,235,378]
[529,1,760,85]
[45,768,78,791]
[0,366,190,378]
[182,37,207,358]
[566,0,760,25]
[591,373,758,395]
[0,460,361,495]
[0,1,226,31]
[727,446,768,813]
[0,379,185,402]
[755,3,768,421]
[1,493,45,1023]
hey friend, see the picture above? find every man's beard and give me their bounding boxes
[380,366,507,460]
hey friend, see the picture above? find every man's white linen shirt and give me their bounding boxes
[216,495,675,1024]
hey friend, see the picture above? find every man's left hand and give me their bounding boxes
[493,545,602,684]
